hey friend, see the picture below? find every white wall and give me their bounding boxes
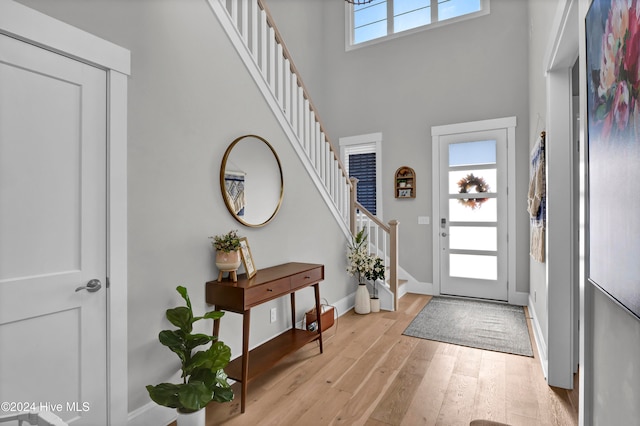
[267,0,531,293]
[16,0,353,416]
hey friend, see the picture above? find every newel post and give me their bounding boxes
[389,219,399,311]
[349,177,358,235]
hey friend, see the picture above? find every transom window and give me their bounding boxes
[348,0,489,48]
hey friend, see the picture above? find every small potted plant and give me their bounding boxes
[365,255,385,312]
[210,230,241,281]
[146,286,234,426]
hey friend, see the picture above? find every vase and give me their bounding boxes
[215,250,241,270]
[370,297,381,313]
[354,284,371,314]
[176,409,205,426]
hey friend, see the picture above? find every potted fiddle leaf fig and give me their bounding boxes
[146,286,233,426]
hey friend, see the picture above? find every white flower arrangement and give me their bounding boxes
[346,229,386,298]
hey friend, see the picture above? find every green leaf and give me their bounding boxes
[158,330,187,364]
[188,367,215,384]
[212,386,234,403]
[189,369,234,404]
[146,383,180,409]
[183,341,231,376]
[207,341,232,371]
[176,285,192,311]
[177,381,213,412]
[200,310,225,321]
[166,306,193,333]
[185,333,214,351]
[183,350,210,376]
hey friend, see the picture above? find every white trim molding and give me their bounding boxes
[431,117,524,304]
[543,0,579,392]
[0,2,131,425]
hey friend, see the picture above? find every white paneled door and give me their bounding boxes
[0,33,108,424]
[438,129,508,301]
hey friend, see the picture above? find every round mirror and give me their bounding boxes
[220,135,283,227]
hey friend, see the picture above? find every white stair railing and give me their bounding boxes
[208,0,352,235]
[209,0,400,310]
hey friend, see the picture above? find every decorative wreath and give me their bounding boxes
[457,173,490,210]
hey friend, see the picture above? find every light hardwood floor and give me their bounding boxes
[200,294,578,426]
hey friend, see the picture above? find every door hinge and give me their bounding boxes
[106,276,111,288]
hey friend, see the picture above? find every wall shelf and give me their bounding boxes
[395,166,415,199]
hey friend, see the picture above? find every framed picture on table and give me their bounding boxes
[239,237,256,279]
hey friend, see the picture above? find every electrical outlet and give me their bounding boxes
[270,307,277,323]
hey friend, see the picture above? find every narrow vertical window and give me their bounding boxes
[348,151,377,215]
[340,133,383,218]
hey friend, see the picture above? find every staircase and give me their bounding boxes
[207,0,402,310]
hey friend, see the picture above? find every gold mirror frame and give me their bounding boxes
[220,135,284,228]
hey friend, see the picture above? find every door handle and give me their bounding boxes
[441,232,447,237]
[75,279,102,293]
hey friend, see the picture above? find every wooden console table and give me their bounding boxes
[205,262,325,413]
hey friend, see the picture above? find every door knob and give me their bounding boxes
[75,279,102,293]
[441,232,447,237]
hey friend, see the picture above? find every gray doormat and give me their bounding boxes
[403,297,533,357]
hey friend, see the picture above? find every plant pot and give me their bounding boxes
[354,284,371,314]
[176,409,205,426]
[215,250,241,271]
[370,297,380,313]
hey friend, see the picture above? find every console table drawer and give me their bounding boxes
[290,266,324,290]
[245,278,290,306]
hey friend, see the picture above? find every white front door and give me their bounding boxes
[438,129,508,301]
[0,33,108,424]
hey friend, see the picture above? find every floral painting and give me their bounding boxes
[587,0,640,319]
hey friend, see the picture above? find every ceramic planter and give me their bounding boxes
[176,409,205,426]
[354,284,371,314]
[215,249,241,271]
[370,297,380,313]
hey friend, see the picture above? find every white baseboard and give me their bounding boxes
[528,295,549,380]
[332,291,356,317]
[128,401,175,426]
[405,281,434,295]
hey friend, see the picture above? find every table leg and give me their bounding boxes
[290,292,296,329]
[241,309,251,413]
[313,283,323,353]
[213,305,221,338]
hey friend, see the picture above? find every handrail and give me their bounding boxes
[256,0,351,184]
[355,201,389,233]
